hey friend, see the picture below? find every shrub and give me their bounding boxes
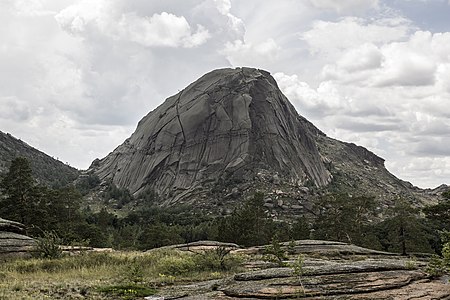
[35,231,63,259]
[192,246,240,271]
[290,254,305,296]
[156,255,196,276]
[123,259,144,284]
[263,235,288,266]
[427,232,450,277]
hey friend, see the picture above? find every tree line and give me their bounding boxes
[1,157,449,256]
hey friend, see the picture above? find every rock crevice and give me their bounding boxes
[92,68,331,203]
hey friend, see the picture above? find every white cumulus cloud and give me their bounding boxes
[308,0,379,13]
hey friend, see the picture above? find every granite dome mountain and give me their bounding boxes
[89,67,439,210]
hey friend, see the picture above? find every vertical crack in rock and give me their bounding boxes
[89,67,369,206]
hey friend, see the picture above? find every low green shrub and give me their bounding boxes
[192,246,241,271]
[155,255,196,276]
[263,235,288,266]
[35,231,63,259]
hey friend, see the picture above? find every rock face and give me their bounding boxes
[90,67,440,208]
[155,240,450,300]
[0,218,35,257]
[92,68,331,204]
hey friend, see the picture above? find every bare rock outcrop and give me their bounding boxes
[155,240,450,300]
[89,67,442,209]
[0,218,35,257]
[92,68,331,205]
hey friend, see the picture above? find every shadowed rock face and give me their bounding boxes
[92,68,331,204]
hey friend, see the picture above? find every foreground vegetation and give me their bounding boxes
[0,248,244,300]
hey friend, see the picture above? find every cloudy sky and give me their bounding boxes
[1,0,449,188]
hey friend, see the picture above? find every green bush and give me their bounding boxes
[427,232,450,277]
[263,235,288,266]
[156,255,196,276]
[35,231,63,259]
[192,246,240,271]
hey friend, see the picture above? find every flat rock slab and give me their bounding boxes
[235,258,413,281]
[0,231,35,256]
[151,241,240,253]
[156,260,449,299]
[0,218,26,234]
[235,240,397,257]
[152,240,449,300]
[224,270,426,298]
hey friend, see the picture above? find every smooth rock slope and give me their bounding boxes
[90,67,440,208]
[92,68,331,204]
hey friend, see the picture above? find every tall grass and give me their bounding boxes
[0,248,244,299]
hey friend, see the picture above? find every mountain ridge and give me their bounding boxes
[0,131,79,187]
[88,67,442,212]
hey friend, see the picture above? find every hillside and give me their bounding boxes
[0,131,79,187]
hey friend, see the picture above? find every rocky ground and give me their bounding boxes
[153,240,450,300]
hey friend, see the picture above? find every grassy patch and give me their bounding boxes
[98,284,157,299]
[0,248,245,299]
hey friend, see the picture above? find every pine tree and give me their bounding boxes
[0,157,37,225]
[218,192,274,246]
[379,197,432,255]
[312,193,378,247]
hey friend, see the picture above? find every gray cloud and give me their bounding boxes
[0,0,448,188]
[413,138,450,156]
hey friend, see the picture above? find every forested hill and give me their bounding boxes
[0,131,79,187]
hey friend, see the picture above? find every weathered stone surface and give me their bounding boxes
[89,67,440,210]
[149,240,240,252]
[153,240,450,300]
[0,231,35,256]
[223,270,427,298]
[234,240,397,257]
[0,217,25,234]
[0,218,36,257]
[91,68,331,205]
[234,259,414,281]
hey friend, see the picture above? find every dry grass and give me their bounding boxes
[0,249,244,299]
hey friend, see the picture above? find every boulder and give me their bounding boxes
[0,231,35,257]
[0,217,26,234]
[0,218,36,257]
